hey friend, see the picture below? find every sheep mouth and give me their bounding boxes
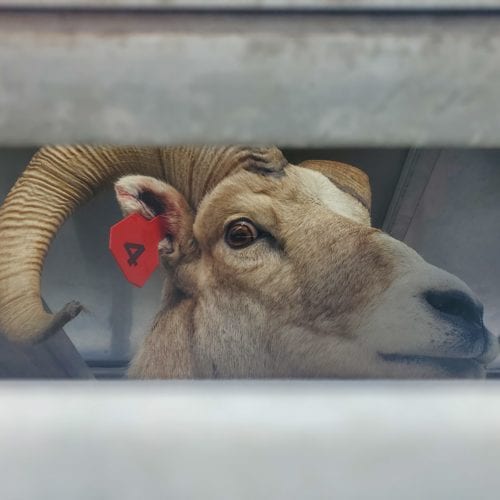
[378,352,484,377]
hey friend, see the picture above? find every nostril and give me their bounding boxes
[423,290,484,327]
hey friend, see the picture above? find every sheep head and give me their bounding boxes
[115,161,499,379]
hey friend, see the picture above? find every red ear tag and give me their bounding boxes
[109,214,164,287]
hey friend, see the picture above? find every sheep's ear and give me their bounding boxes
[299,160,371,214]
[114,175,195,263]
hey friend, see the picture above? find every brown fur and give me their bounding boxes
[126,165,395,378]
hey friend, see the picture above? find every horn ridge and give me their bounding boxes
[0,146,164,341]
[0,145,287,342]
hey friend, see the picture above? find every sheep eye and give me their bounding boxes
[225,219,259,249]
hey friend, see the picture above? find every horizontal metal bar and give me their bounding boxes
[2,0,500,12]
[1,380,499,499]
[2,11,500,146]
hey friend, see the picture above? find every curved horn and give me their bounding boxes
[299,160,371,215]
[0,145,286,342]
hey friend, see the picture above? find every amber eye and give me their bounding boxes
[225,219,259,249]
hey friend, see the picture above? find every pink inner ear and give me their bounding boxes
[115,186,137,203]
[137,189,166,217]
[115,186,158,221]
[115,176,191,243]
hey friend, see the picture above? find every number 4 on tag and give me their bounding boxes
[109,214,164,287]
[124,242,145,267]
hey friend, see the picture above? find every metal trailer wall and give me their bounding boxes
[2,381,500,500]
[1,2,500,146]
[1,2,500,498]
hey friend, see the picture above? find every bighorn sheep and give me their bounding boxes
[0,146,497,378]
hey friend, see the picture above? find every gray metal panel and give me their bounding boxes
[1,380,500,499]
[382,149,439,239]
[2,11,500,146]
[3,0,500,9]
[0,331,93,378]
